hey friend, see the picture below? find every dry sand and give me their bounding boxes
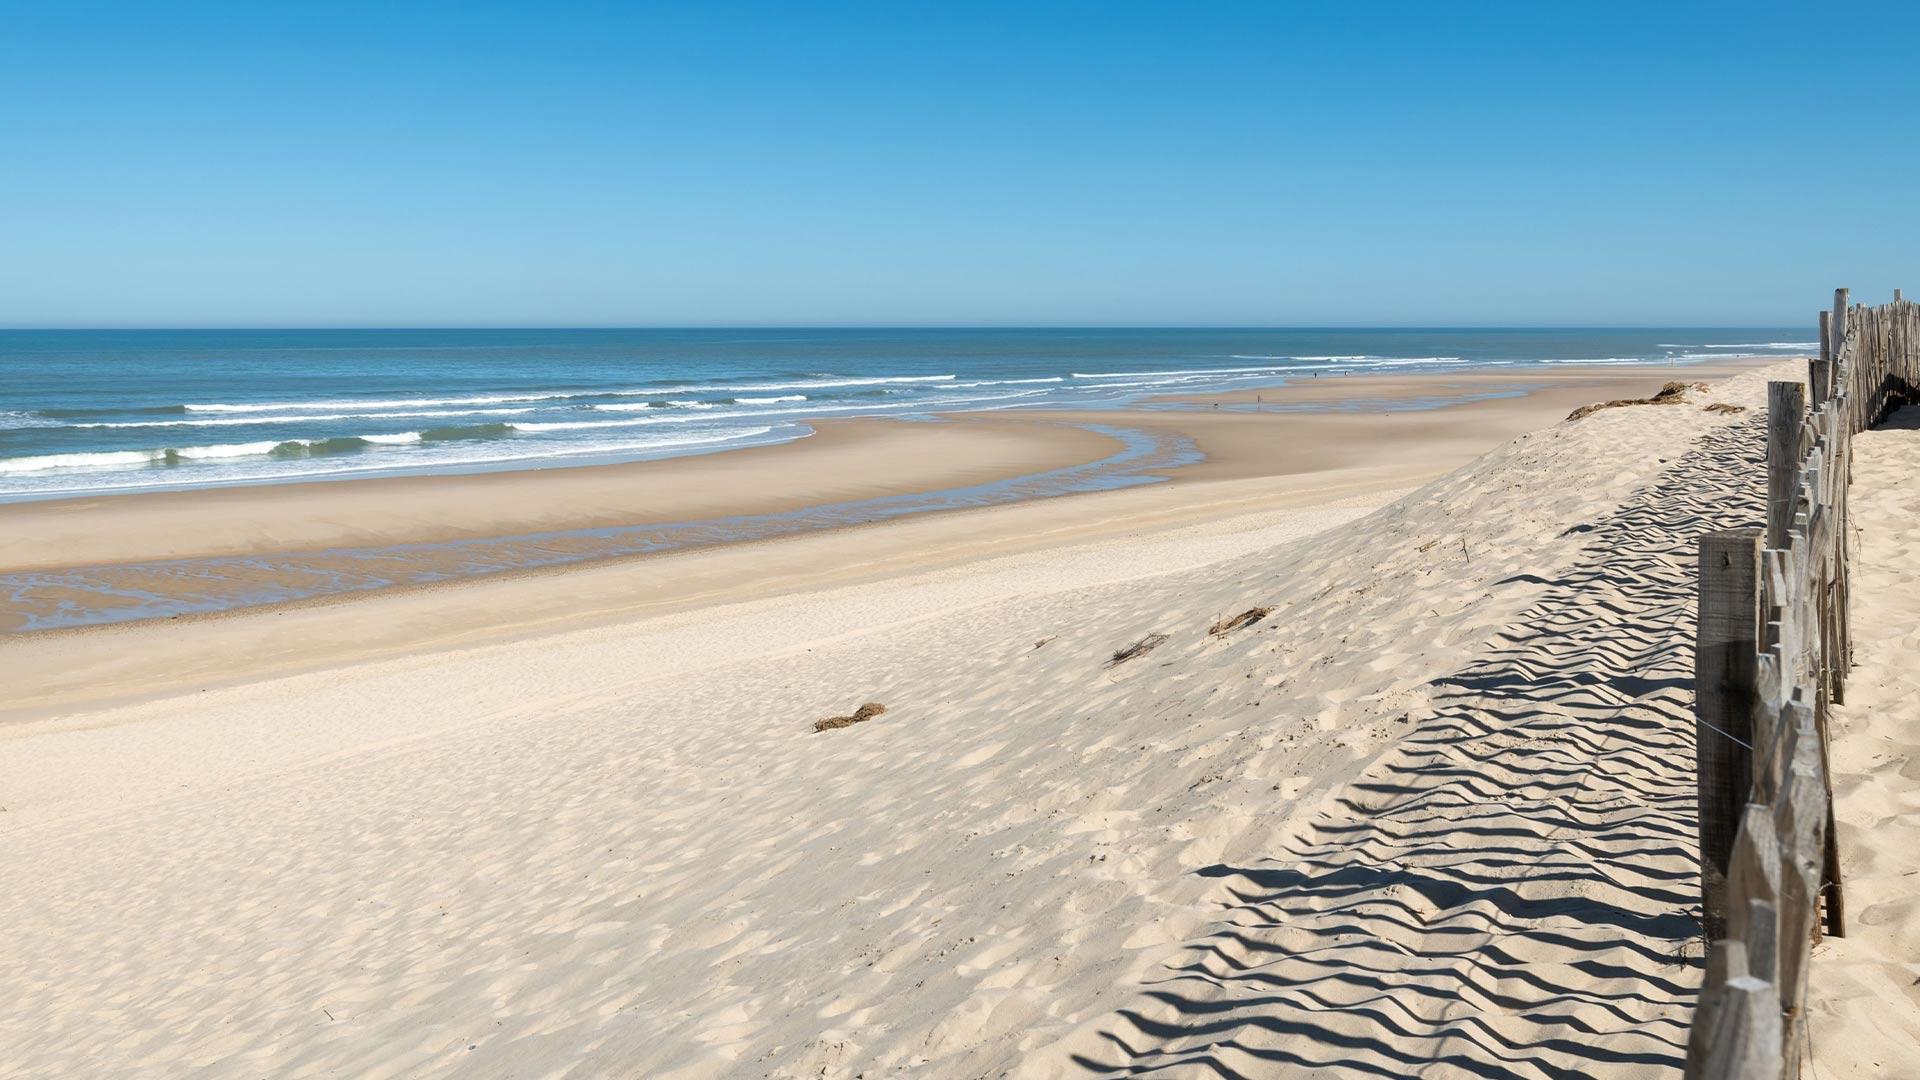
[8,359,1899,1078]
[0,361,1771,720]
[1806,405,1920,1077]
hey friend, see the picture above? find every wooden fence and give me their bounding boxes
[1686,289,1920,1076]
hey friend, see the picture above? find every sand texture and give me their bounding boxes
[1805,405,1920,1077]
[8,361,1903,1077]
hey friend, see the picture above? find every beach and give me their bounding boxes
[3,361,1765,718]
[11,4,1913,1075]
[1806,405,1920,1076]
[7,357,1888,1078]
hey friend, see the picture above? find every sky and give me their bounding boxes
[2,1,1916,328]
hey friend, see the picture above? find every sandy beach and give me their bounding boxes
[9,358,1896,1077]
[2,361,1767,719]
[1806,405,1920,1077]
[10,7,1907,1076]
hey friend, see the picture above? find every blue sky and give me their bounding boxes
[2,2,1915,327]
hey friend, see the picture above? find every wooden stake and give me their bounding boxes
[1766,382,1806,552]
[1697,975,1784,1079]
[1812,310,1832,409]
[1696,528,1762,941]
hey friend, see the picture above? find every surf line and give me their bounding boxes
[0,423,1202,633]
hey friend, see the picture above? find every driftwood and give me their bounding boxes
[814,702,887,732]
[1209,607,1273,636]
[1106,633,1169,667]
[1688,289,1920,1077]
[1566,380,1708,421]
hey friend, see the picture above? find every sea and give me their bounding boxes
[0,327,1813,502]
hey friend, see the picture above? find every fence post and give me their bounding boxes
[1698,975,1784,1079]
[1775,706,1828,1070]
[1696,528,1762,941]
[1725,803,1782,980]
[1811,311,1832,409]
[1766,382,1806,552]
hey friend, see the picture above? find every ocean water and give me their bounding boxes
[1,424,1202,632]
[0,327,1811,501]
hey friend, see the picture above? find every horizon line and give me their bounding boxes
[0,322,1814,333]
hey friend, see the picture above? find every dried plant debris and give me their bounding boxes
[1705,402,1747,414]
[814,702,887,733]
[1106,633,1170,668]
[1565,381,1698,422]
[1209,607,1274,636]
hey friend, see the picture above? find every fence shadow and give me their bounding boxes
[1065,418,1767,1078]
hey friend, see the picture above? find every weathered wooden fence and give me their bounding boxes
[1686,289,1920,1076]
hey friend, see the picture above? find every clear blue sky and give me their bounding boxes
[3,2,1915,327]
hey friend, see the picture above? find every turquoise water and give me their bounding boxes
[0,327,1809,501]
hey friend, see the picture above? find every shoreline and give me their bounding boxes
[0,358,1773,565]
[0,360,1808,1077]
[0,358,1778,720]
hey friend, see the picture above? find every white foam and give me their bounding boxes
[1072,365,1292,379]
[550,427,778,458]
[516,390,1051,432]
[185,393,559,413]
[0,440,284,473]
[2,427,788,498]
[1659,342,1817,350]
[0,411,61,430]
[1228,354,1368,361]
[732,395,807,404]
[0,449,171,473]
[720,374,954,390]
[174,375,959,415]
[70,407,542,428]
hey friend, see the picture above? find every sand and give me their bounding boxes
[0,361,1829,1077]
[0,359,1766,570]
[0,360,1774,720]
[1805,405,1920,1077]
[0,417,1121,568]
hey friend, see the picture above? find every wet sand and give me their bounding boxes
[0,360,1766,571]
[0,359,1774,720]
[0,417,1121,569]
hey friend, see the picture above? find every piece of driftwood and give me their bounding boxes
[1209,607,1273,636]
[814,702,887,732]
[1565,380,1695,421]
[1106,633,1169,667]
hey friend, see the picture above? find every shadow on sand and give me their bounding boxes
[1068,418,1767,1078]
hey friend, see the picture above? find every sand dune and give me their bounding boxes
[0,363,1856,1077]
